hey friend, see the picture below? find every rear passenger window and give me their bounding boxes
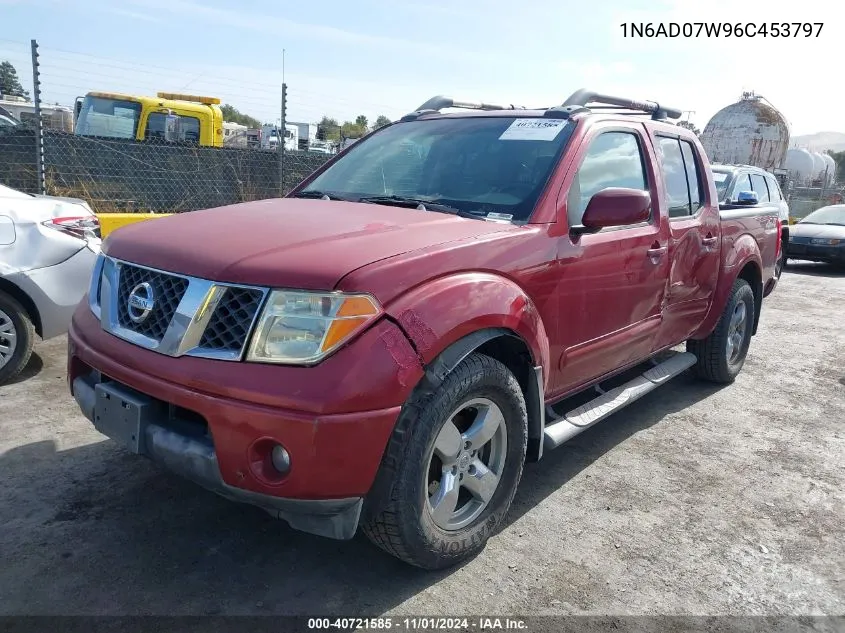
[732,174,752,201]
[680,140,704,214]
[750,174,770,202]
[568,131,648,227]
[657,137,690,217]
[766,175,782,201]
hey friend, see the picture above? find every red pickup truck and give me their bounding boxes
[67,89,781,569]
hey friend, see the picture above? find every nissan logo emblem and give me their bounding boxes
[127,282,155,323]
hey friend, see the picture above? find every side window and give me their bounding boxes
[568,131,648,227]
[680,140,704,214]
[750,173,770,202]
[145,113,201,143]
[731,173,752,201]
[765,175,782,201]
[657,136,690,218]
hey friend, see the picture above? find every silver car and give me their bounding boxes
[0,183,101,383]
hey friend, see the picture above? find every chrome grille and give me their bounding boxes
[198,287,265,352]
[116,264,188,341]
[92,255,268,361]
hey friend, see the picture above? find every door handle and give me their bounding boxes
[647,246,667,259]
[702,236,718,248]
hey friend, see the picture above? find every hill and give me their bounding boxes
[791,131,845,153]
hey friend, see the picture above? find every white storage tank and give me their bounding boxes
[700,91,790,171]
[784,148,816,185]
[810,152,828,182]
[821,153,836,185]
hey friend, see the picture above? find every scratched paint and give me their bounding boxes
[379,325,421,388]
[397,309,439,356]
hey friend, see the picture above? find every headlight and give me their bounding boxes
[246,290,382,364]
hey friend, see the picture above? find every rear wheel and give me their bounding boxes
[0,292,35,385]
[361,353,527,569]
[687,278,755,384]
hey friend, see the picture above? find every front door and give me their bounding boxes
[550,123,670,398]
[650,134,722,348]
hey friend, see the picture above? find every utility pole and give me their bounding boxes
[278,49,286,196]
[31,39,46,195]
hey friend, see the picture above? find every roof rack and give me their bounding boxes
[556,89,682,121]
[400,88,683,122]
[401,96,528,122]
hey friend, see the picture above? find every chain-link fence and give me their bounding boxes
[0,124,331,213]
[0,39,342,213]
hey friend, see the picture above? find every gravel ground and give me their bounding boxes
[0,261,843,619]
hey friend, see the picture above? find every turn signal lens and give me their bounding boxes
[246,290,381,364]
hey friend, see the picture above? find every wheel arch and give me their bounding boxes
[736,260,763,335]
[0,277,42,337]
[414,328,545,464]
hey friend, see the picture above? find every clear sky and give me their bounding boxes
[0,0,833,136]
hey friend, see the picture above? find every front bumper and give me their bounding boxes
[786,243,845,264]
[68,302,424,540]
[72,373,363,539]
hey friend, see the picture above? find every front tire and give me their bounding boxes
[687,278,755,384]
[0,291,35,385]
[361,353,527,570]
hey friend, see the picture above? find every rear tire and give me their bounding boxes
[361,353,527,570]
[687,278,755,384]
[0,291,35,385]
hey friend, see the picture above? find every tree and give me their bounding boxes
[341,120,367,139]
[219,103,261,128]
[0,61,29,100]
[677,120,700,136]
[373,115,392,129]
[355,114,369,130]
[317,116,340,141]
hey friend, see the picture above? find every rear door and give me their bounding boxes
[551,122,669,397]
[650,133,722,349]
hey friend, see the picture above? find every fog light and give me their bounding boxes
[271,444,291,474]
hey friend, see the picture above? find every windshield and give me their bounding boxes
[74,96,141,139]
[799,205,845,225]
[299,116,574,222]
[712,170,731,198]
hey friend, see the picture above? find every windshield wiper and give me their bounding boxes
[290,190,350,201]
[357,195,487,220]
[821,222,845,226]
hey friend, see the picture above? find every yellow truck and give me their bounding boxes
[74,91,225,147]
[73,91,228,234]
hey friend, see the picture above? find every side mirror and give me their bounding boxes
[575,188,651,233]
[163,114,182,143]
[736,190,759,206]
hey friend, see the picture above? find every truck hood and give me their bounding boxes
[103,198,518,289]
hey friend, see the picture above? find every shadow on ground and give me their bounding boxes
[4,350,45,385]
[783,261,845,278]
[0,371,725,616]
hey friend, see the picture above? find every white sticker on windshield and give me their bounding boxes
[499,118,566,141]
[713,172,728,182]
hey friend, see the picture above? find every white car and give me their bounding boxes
[0,183,101,383]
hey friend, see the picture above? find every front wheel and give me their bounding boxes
[361,353,528,570]
[687,278,755,384]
